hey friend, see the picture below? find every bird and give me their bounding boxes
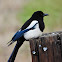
[8,11,48,62]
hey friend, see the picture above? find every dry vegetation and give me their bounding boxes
[0,0,31,62]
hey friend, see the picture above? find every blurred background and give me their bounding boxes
[0,0,62,62]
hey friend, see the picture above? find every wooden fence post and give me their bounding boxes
[29,31,62,62]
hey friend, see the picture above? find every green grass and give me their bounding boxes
[17,0,62,32]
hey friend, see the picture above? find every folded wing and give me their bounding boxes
[7,23,38,46]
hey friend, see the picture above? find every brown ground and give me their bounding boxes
[0,0,32,62]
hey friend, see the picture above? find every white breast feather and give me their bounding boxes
[24,20,42,40]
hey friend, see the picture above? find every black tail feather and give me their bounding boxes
[7,40,12,44]
[8,41,14,46]
[8,40,24,62]
[7,40,14,46]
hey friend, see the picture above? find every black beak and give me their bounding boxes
[43,13,49,16]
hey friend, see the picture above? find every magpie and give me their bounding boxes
[8,11,48,62]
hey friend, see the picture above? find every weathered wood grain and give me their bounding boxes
[29,31,62,62]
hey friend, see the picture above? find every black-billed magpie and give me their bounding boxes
[8,11,48,62]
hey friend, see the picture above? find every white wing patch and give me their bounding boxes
[24,20,42,40]
[26,20,38,29]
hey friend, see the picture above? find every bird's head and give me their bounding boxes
[32,11,48,20]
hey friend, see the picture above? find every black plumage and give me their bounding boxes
[8,11,48,62]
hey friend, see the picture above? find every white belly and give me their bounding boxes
[24,20,42,40]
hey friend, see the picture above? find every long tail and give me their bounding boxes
[8,40,24,62]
